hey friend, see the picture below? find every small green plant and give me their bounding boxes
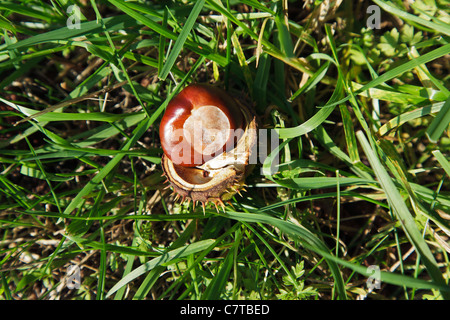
[276,261,319,300]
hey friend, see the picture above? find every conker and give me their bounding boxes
[159,84,244,167]
[159,83,258,211]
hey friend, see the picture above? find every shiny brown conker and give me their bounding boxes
[159,84,244,167]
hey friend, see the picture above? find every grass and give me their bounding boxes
[0,0,449,300]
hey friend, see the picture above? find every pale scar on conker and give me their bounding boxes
[159,83,258,213]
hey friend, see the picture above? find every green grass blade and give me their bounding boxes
[275,69,344,139]
[201,248,234,300]
[432,150,450,178]
[274,176,376,190]
[157,6,169,77]
[19,165,73,182]
[426,96,450,143]
[339,104,360,163]
[6,15,135,50]
[158,0,205,80]
[96,222,107,300]
[231,30,253,92]
[274,7,294,58]
[105,239,215,298]
[378,102,445,136]
[0,2,62,22]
